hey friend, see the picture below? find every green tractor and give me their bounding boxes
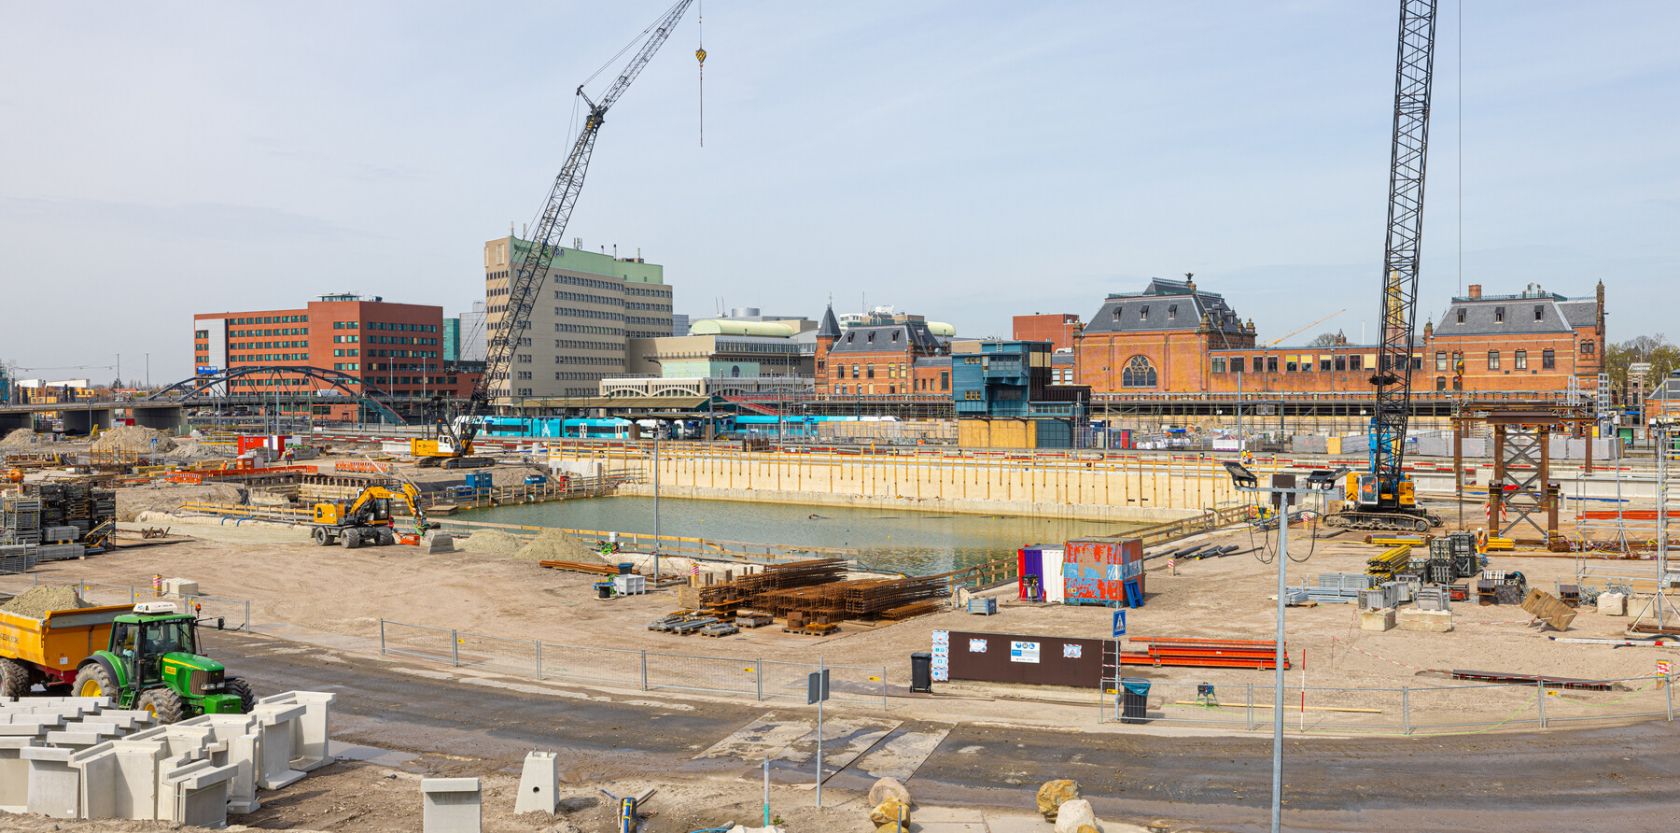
[72,601,255,722]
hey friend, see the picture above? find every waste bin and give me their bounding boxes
[910,652,933,693]
[1120,677,1151,724]
[594,581,614,599]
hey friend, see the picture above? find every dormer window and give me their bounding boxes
[1168,304,1178,320]
[1456,308,1466,324]
[1534,305,1544,321]
[891,330,900,342]
[1494,307,1505,323]
[1139,305,1150,321]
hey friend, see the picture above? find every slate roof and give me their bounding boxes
[1648,373,1680,402]
[1434,297,1579,337]
[816,304,841,339]
[827,321,945,355]
[1558,300,1598,329]
[1082,277,1246,336]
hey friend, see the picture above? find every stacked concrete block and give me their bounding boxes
[422,777,483,833]
[0,689,336,824]
[514,751,559,815]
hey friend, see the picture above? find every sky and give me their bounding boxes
[2,0,1677,383]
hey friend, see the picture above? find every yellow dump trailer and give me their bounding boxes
[0,603,133,695]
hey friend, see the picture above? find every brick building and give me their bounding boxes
[193,294,475,421]
[1074,277,1605,399]
[1011,313,1083,351]
[814,305,951,397]
[1074,276,1256,393]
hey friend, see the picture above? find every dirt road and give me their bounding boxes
[212,631,1680,833]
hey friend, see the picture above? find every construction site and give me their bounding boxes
[4,1,1679,832]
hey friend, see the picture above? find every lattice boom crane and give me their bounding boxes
[414,1,697,467]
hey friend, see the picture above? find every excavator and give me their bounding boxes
[310,482,432,548]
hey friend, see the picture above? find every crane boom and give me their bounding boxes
[442,1,696,457]
[1367,0,1437,502]
[1264,309,1347,347]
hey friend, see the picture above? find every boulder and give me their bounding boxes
[870,797,911,827]
[1053,798,1098,833]
[1037,779,1081,820]
[868,776,911,807]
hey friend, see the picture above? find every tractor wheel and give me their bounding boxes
[0,657,32,699]
[312,527,330,546]
[342,529,361,549]
[73,662,118,701]
[138,687,187,724]
[225,677,256,713]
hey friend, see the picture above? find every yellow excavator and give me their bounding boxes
[310,483,432,548]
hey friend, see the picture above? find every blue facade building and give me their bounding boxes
[952,340,1089,447]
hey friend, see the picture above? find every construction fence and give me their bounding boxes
[1095,673,1678,735]
[377,618,889,708]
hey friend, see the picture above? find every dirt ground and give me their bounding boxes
[0,757,991,833]
[9,507,1673,732]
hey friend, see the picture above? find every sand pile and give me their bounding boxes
[116,483,247,521]
[92,426,177,454]
[513,529,601,563]
[0,429,43,448]
[161,442,232,463]
[457,529,525,556]
[0,586,91,618]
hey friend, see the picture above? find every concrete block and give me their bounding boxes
[0,736,37,812]
[195,714,261,814]
[514,751,559,815]
[428,533,456,553]
[153,752,197,823]
[21,745,80,818]
[259,690,335,771]
[1598,592,1628,616]
[108,735,171,820]
[163,758,238,829]
[163,577,200,597]
[422,777,482,833]
[251,702,307,790]
[1397,608,1454,633]
[70,742,122,819]
[1359,607,1396,632]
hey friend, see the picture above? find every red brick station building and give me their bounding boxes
[1049,276,1605,398]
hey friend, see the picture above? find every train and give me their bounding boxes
[470,414,894,441]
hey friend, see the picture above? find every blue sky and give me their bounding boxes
[2,1,1676,381]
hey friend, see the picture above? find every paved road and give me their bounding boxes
[213,631,1680,832]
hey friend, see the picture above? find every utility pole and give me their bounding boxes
[652,431,661,584]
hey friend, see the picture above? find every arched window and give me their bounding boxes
[1121,355,1157,388]
[730,365,741,378]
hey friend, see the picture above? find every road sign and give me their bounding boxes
[806,669,830,705]
[1112,609,1127,638]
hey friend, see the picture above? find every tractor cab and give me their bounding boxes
[74,601,252,722]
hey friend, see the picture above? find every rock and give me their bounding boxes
[1037,779,1080,820]
[1053,798,1098,833]
[868,776,911,807]
[869,797,911,827]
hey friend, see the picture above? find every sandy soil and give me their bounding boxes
[9,511,1672,732]
[0,757,970,833]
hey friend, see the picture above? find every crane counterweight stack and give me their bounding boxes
[1327,0,1444,532]
[413,1,698,468]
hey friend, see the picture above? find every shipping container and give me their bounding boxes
[1062,537,1145,607]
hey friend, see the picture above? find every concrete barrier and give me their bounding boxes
[514,751,559,815]
[422,777,483,833]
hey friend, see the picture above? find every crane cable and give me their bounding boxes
[696,0,706,147]
[581,0,686,90]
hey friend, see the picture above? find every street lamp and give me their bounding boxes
[1222,463,1346,833]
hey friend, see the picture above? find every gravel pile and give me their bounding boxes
[0,586,91,618]
[91,426,178,454]
[457,530,524,555]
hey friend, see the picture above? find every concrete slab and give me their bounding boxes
[21,745,79,819]
[696,712,902,777]
[1397,608,1454,633]
[853,726,951,782]
[1360,607,1397,632]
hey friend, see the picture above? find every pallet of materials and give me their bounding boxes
[699,622,739,638]
[1365,545,1413,579]
[540,559,622,576]
[1296,572,1374,604]
[1451,669,1611,691]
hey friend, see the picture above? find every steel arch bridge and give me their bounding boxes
[148,365,407,424]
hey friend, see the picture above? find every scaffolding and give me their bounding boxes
[1629,424,1678,634]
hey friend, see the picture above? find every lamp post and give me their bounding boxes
[1221,462,1346,833]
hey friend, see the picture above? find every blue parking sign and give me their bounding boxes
[1112,610,1127,638]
